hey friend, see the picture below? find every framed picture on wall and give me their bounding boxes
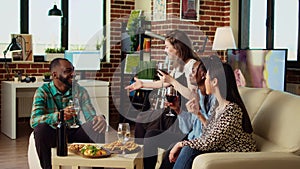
[10,34,33,62]
[124,54,140,74]
[180,0,199,21]
[153,0,167,21]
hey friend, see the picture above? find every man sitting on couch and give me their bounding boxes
[30,58,107,169]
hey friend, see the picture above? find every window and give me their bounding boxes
[249,0,267,48]
[243,0,300,68]
[274,0,299,61]
[69,0,104,51]
[1,0,106,59]
[29,0,61,55]
[0,0,20,59]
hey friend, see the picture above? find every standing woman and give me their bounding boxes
[169,56,256,169]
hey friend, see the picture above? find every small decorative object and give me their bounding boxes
[13,73,18,82]
[153,0,167,21]
[124,54,140,74]
[11,34,33,62]
[96,36,106,50]
[45,47,65,62]
[43,72,52,82]
[126,10,144,51]
[180,0,199,21]
[25,75,31,83]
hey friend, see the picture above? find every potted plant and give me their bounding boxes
[43,72,52,82]
[45,47,65,62]
[43,72,51,79]
[13,72,19,82]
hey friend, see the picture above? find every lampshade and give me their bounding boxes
[48,5,62,16]
[144,30,165,40]
[9,38,22,52]
[212,27,236,50]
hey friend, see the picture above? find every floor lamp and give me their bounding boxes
[3,38,22,80]
[212,26,237,62]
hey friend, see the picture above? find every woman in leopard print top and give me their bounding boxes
[183,102,256,152]
[169,56,257,169]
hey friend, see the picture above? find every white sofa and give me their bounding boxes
[192,87,300,169]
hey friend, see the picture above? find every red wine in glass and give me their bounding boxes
[165,86,177,117]
[166,95,177,103]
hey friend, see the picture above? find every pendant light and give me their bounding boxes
[48,4,62,16]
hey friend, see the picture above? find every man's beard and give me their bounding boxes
[58,75,72,88]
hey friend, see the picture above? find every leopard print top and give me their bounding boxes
[182,102,257,152]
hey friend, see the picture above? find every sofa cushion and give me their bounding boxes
[253,134,288,152]
[252,90,300,155]
[238,87,272,121]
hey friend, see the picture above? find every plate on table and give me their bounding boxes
[68,143,111,158]
[102,140,141,154]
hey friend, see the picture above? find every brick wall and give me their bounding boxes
[108,0,232,129]
[1,0,298,130]
[0,0,232,130]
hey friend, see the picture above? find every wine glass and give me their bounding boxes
[117,123,130,155]
[69,98,80,128]
[165,86,177,117]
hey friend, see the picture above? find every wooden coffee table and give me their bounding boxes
[51,144,143,169]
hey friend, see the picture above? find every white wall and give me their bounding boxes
[230,0,239,47]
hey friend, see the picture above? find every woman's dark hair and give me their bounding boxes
[203,55,253,133]
[195,60,207,87]
[196,58,207,95]
[165,30,199,71]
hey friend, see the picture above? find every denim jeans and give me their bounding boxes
[173,146,203,169]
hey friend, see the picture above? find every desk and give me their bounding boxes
[51,146,143,169]
[1,80,109,139]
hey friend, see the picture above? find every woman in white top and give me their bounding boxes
[125,30,199,169]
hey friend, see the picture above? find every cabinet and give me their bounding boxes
[120,20,152,123]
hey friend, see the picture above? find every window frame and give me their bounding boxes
[19,0,106,61]
[239,0,300,69]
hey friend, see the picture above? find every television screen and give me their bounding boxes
[64,50,102,70]
[227,49,287,91]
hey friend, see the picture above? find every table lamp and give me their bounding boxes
[3,37,22,80]
[212,26,236,61]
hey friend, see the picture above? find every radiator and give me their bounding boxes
[17,97,33,118]
[16,88,36,118]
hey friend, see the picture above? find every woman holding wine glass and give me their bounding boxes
[125,30,200,169]
[169,56,256,169]
[165,86,177,116]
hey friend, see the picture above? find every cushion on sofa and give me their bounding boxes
[253,134,289,152]
[238,87,272,121]
[252,90,300,155]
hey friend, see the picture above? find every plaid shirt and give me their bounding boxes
[30,81,96,129]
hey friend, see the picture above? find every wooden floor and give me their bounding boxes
[0,119,32,169]
[0,119,124,169]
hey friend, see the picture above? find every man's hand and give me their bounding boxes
[92,115,107,133]
[62,106,75,121]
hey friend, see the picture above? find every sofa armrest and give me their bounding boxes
[192,152,300,169]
